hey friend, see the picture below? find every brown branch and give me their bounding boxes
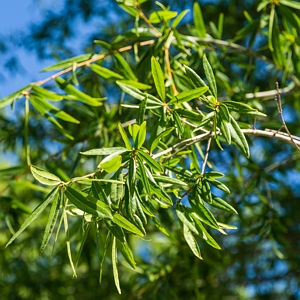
[36,40,155,87]
[134,3,161,37]
[275,82,300,151]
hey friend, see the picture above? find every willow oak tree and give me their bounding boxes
[1,0,300,298]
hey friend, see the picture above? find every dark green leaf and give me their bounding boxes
[151,56,166,102]
[6,186,60,247]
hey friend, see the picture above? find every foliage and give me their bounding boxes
[1,0,300,298]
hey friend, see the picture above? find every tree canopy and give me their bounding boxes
[1,0,300,299]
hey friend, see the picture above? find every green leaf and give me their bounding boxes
[118,240,137,269]
[90,64,124,80]
[194,2,206,38]
[218,13,224,38]
[228,115,250,158]
[152,217,169,236]
[118,80,151,90]
[114,52,137,81]
[271,20,285,68]
[136,121,146,149]
[80,147,128,156]
[42,54,93,71]
[151,56,166,102]
[106,221,126,242]
[30,95,80,124]
[99,155,122,173]
[149,181,173,207]
[6,186,60,247]
[189,197,220,229]
[173,110,184,135]
[137,156,151,194]
[192,216,221,250]
[201,180,213,204]
[169,86,209,104]
[149,11,178,23]
[30,165,62,186]
[65,186,112,219]
[183,224,203,259]
[279,0,300,10]
[203,55,217,98]
[118,4,139,17]
[40,190,61,254]
[152,174,187,186]
[55,77,102,107]
[118,123,133,150]
[137,149,162,173]
[112,213,144,236]
[257,1,269,12]
[203,171,224,179]
[210,195,238,214]
[184,65,207,89]
[112,237,121,294]
[150,127,175,153]
[31,85,63,101]
[208,178,230,194]
[63,210,77,277]
[172,9,189,29]
[0,85,30,109]
[117,82,163,105]
[176,204,199,235]
[136,96,148,125]
[269,5,275,52]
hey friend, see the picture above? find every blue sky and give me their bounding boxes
[0,0,62,98]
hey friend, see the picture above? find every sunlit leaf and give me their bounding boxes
[30,165,62,186]
[151,56,166,102]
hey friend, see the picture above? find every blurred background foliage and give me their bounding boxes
[1,0,300,299]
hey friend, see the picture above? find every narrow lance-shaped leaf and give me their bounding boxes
[172,9,189,29]
[80,147,128,156]
[203,55,217,98]
[112,237,121,294]
[228,115,250,158]
[65,186,112,219]
[184,65,207,89]
[117,240,137,269]
[169,86,209,104]
[90,64,124,80]
[194,2,206,38]
[31,85,63,101]
[136,96,148,125]
[42,53,93,71]
[55,77,102,107]
[183,223,203,259]
[30,165,62,186]
[268,5,275,52]
[118,123,132,150]
[151,56,166,102]
[137,149,162,173]
[40,191,61,254]
[0,85,30,109]
[112,213,144,236]
[137,156,151,194]
[210,195,238,214]
[63,210,77,277]
[6,186,60,247]
[114,52,137,81]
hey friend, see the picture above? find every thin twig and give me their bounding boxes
[201,136,212,175]
[264,153,300,173]
[152,132,212,159]
[164,45,178,96]
[275,82,300,151]
[134,3,161,37]
[36,40,155,87]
